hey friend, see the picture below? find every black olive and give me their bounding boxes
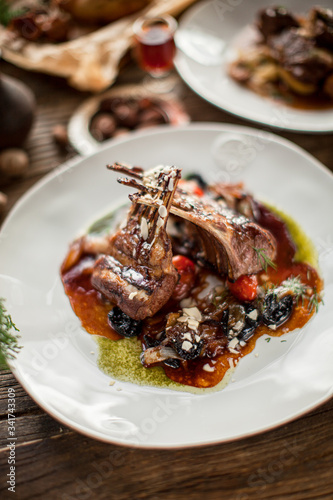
[237,304,261,342]
[173,336,204,360]
[143,334,161,348]
[164,358,181,369]
[107,307,142,338]
[262,294,294,329]
[184,173,207,189]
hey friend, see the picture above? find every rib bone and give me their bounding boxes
[91,165,181,320]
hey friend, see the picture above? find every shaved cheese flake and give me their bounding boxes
[140,217,149,240]
[156,217,164,229]
[181,340,193,352]
[228,337,239,350]
[177,316,188,323]
[203,363,215,372]
[183,307,202,321]
[158,205,167,218]
[187,319,199,331]
[180,298,196,308]
[247,309,258,321]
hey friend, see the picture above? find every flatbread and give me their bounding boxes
[0,0,196,92]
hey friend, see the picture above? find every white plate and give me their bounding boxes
[1,124,333,448]
[175,0,333,133]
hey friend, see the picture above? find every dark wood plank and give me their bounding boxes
[0,398,332,499]
[0,369,333,499]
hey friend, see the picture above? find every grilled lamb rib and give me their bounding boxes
[91,165,181,320]
[114,163,276,281]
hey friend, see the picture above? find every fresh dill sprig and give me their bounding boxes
[265,276,322,314]
[211,287,228,307]
[0,298,21,367]
[0,0,24,27]
[308,287,322,314]
[253,247,277,272]
[279,276,307,304]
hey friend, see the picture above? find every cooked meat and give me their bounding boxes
[257,6,299,41]
[164,203,276,280]
[9,6,73,43]
[113,163,277,281]
[268,29,333,86]
[310,7,333,50]
[61,233,113,273]
[230,6,333,100]
[91,165,181,320]
[207,182,259,219]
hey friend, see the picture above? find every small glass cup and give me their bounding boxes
[133,14,178,93]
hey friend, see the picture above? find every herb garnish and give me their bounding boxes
[308,287,322,314]
[212,287,228,307]
[278,277,307,304]
[0,0,24,26]
[253,247,277,272]
[265,277,322,314]
[0,298,21,368]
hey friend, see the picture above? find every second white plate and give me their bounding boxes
[175,0,333,133]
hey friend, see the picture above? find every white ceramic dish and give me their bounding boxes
[1,123,333,448]
[175,0,333,133]
[67,83,190,156]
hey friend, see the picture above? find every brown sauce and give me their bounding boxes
[61,204,323,389]
[255,82,333,111]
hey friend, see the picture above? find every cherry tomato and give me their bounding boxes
[172,255,196,301]
[178,179,204,197]
[227,275,258,302]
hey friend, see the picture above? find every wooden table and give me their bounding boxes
[1,59,333,500]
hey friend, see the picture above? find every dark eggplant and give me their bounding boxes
[143,334,161,348]
[237,304,261,342]
[173,336,204,360]
[108,307,142,338]
[164,358,181,369]
[262,294,294,329]
[220,308,229,333]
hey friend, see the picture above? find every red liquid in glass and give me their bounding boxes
[136,25,176,74]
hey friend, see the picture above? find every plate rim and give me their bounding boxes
[2,122,333,449]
